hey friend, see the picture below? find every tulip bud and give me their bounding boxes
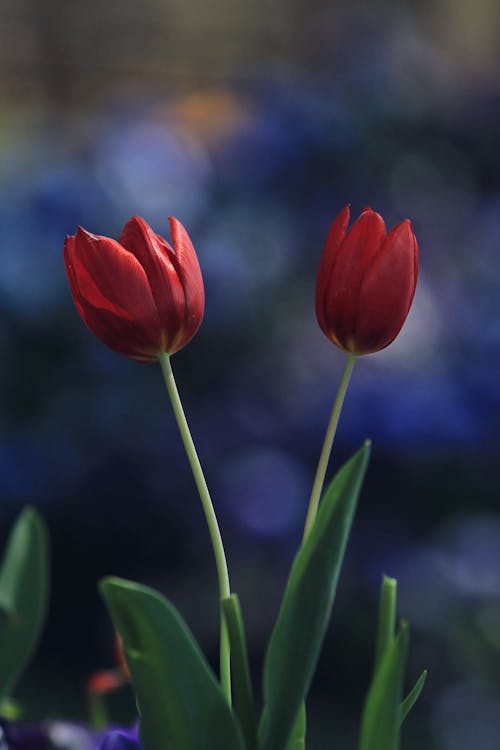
[64,216,204,362]
[315,206,418,355]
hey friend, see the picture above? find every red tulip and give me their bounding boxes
[64,216,204,362]
[316,206,418,355]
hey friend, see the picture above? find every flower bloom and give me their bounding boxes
[315,206,418,355]
[64,217,204,362]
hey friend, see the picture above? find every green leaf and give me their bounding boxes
[222,595,258,750]
[259,442,371,750]
[374,576,397,672]
[286,704,306,750]
[359,622,409,750]
[99,577,245,750]
[0,507,49,701]
[400,670,427,723]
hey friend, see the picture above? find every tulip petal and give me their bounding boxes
[64,236,89,323]
[70,228,159,318]
[167,217,205,349]
[64,230,162,360]
[355,220,418,353]
[71,302,162,362]
[315,205,350,338]
[119,217,186,350]
[323,209,386,351]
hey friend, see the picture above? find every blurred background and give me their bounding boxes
[0,0,499,747]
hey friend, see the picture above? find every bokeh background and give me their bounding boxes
[0,0,499,747]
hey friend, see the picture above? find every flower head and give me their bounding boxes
[315,206,418,355]
[64,217,204,362]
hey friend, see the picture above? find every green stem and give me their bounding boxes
[302,352,356,541]
[88,691,109,730]
[159,353,231,704]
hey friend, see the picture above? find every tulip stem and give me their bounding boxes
[302,353,357,541]
[158,353,231,705]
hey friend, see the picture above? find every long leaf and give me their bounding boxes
[222,595,257,750]
[259,442,371,750]
[0,508,49,701]
[359,622,409,750]
[400,670,427,723]
[100,577,245,750]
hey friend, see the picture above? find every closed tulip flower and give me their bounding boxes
[64,216,204,362]
[316,206,418,355]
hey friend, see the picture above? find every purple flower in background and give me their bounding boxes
[95,730,140,750]
[0,722,49,750]
[0,722,141,750]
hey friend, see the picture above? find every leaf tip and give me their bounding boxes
[382,575,397,590]
[398,619,411,650]
[20,506,47,533]
[98,576,125,599]
[20,505,38,520]
[359,439,372,463]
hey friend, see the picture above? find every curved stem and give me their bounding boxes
[302,353,356,541]
[159,353,231,703]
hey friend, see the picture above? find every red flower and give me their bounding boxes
[64,216,204,362]
[316,206,418,355]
